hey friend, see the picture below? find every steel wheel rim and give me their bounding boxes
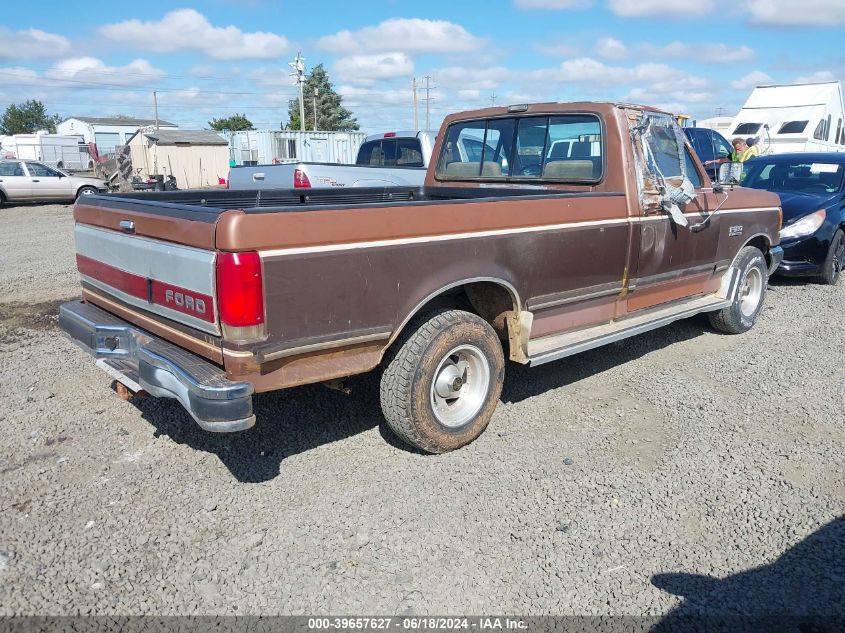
[740,267,763,317]
[429,344,491,428]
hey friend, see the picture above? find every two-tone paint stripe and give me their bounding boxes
[258,207,781,258]
[77,255,215,324]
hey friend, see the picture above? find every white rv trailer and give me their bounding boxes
[726,81,845,154]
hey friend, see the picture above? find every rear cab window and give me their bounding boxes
[356,138,424,167]
[435,113,603,182]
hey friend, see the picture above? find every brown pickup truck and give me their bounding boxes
[60,102,783,453]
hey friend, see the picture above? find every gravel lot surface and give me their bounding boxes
[0,204,842,619]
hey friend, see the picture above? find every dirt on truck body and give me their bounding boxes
[60,102,783,452]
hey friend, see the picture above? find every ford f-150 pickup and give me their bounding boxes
[60,102,784,453]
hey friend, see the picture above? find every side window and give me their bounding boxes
[683,147,703,187]
[813,119,826,141]
[543,115,603,181]
[644,124,683,178]
[825,115,832,141]
[27,163,59,177]
[0,162,24,176]
[356,140,383,166]
[395,139,423,166]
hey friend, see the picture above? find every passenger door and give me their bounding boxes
[24,162,75,200]
[0,161,31,200]
[627,113,722,312]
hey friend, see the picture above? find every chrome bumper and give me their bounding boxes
[768,246,784,276]
[59,301,255,432]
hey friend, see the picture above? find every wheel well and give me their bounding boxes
[745,235,773,268]
[391,281,520,347]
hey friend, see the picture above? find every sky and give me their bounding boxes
[2,0,844,134]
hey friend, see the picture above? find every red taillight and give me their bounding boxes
[383,132,396,137]
[293,168,311,188]
[216,251,264,327]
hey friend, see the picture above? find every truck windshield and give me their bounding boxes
[743,160,845,194]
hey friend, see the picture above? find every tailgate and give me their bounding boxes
[75,224,220,336]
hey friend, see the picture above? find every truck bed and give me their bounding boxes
[84,184,612,218]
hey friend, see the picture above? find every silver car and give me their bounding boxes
[0,160,108,205]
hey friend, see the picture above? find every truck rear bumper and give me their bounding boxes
[59,300,255,432]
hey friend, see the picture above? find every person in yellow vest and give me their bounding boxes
[732,137,759,162]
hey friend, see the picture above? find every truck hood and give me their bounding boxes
[776,191,838,226]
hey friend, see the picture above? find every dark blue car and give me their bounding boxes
[684,127,735,181]
[742,153,845,284]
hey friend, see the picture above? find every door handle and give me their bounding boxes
[253,173,265,181]
[31,179,40,182]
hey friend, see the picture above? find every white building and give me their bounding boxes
[56,116,178,156]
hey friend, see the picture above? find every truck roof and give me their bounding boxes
[440,101,671,125]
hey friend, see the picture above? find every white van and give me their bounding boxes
[726,82,845,154]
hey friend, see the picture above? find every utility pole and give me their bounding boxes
[490,92,497,107]
[412,77,419,131]
[422,75,435,133]
[313,88,319,131]
[153,90,159,129]
[289,52,306,132]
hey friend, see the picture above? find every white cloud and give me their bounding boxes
[100,9,289,60]
[435,66,511,90]
[0,28,71,59]
[795,70,837,83]
[0,66,39,86]
[333,53,414,86]
[318,18,484,54]
[730,70,773,90]
[531,57,707,92]
[45,57,166,86]
[609,0,715,17]
[595,37,628,60]
[744,0,845,25]
[513,0,593,8]
[640,41,754,63]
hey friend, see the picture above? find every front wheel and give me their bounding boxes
[708,245,768,334]
[76,186,98,200]
[380,309,505,453]
[817,229,844,286]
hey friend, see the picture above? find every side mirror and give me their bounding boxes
[718,162,743,186]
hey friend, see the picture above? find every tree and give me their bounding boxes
[208,114,254,132]
[0,100,61,135]
[288,64,359,132]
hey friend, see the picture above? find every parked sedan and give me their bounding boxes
[0,160,108,206]
[742,153,845,284]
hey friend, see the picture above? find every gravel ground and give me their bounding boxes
[0,204,842,619]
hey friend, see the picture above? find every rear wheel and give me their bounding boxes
[76,186,98,200]
[817,229,844,286]
[380,309,505,453]
[0,191,5,207]
[708,246,768,334]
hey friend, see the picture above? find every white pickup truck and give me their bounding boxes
[228,131,434,190]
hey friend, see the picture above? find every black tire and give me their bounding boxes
[380,309,505,453]
[816,229,844,286]
[0,191,5,207]
[76,186,98,200]
[708,245,768,334]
